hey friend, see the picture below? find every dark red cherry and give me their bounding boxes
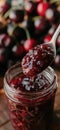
[0,47,9,63]
[44,35,52,43]
[12,44,25,58]
[22,44,54,77]
[37,2,50,16]
[54,55,60,68]
[0,2,11,14]
[56,34,60,47]
[34,18,47,31]
[9,9,24,23]
[48,25,56,36]
[45,8,54,22]
[13,27,27,42]
[24,1,35,16]
[0,34,5,47]
[1,34,13,48]
[23,39,37,52]
[35,0,43,3]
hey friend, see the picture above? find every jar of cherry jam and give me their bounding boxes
[4,62,57,130]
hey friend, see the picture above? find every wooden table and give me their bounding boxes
[0,70,60,130]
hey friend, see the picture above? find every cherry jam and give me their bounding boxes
[4,63,57,130]
[22,44,54,77]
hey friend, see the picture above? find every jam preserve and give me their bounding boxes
[4,63,57,130]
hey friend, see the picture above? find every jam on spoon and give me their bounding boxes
[22,25,60,77]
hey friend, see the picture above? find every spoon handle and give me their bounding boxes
[50,24,60,44]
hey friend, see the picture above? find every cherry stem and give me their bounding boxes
[24,27,31,39]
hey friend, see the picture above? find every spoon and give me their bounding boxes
[22,24,60,77]
[47,24,60,58]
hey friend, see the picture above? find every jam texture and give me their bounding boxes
[8,95,55,130]
[22,44,54,77]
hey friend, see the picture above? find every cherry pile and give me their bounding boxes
[0,0,60,75]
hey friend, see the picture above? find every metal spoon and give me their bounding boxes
[47,24,60,58]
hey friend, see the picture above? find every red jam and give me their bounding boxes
[10,73,50,92]
[4,43,57,130]
[22,44,54,77]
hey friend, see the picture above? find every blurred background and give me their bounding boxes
[0,0,60,76]
[0,1,60,130]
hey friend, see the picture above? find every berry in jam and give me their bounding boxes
[22,44,54,77]
[10,72,50,92]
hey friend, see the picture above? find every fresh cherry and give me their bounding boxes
[23,39,37,52]
[0,47,9,63]
[12,44,25,58]
[48,24,56,36]
[11,44,26,61]
[44,34,52,43]
[22,44,54,77]
[9,9,24,23]
[54,55,60,68]
[0,2,11,14]
[1,34,14,48]
[34,0,43,3]
[56,34,60,47]
[12,27,27,42]
[34,18,48,31]
[24,0,35,16]
[0,34,5,47]
[45,8,54,22]
[37,2,50,16]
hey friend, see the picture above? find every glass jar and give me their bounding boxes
[4,62,57,130]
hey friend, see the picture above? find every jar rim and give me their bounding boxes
[4,62,57,103]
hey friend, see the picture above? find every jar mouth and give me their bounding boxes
[4,62,57,103]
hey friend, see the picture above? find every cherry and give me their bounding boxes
[48,24,56,36]
[45,8,54,22]
[0,47,9,63]
[23,39,37,52]
[37,2,50,17]
[1,34,13,48]
[22,44,54,77]
[12,27,27,42]
[34,18,47,31]
[54,55,60,68]
[12,44,25,59]
[44,34,52,43]
[0,34,5,47]
[9,9,24,23]
[0,48,5,63]
[0,2,11,14]
[34,0,43,3]
[56,34,60,47]
[0,23,7,34]
[24,1,35,16]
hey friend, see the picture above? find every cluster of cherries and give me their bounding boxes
[0,0,60,75]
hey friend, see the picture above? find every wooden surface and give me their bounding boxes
[0,70,60,130]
